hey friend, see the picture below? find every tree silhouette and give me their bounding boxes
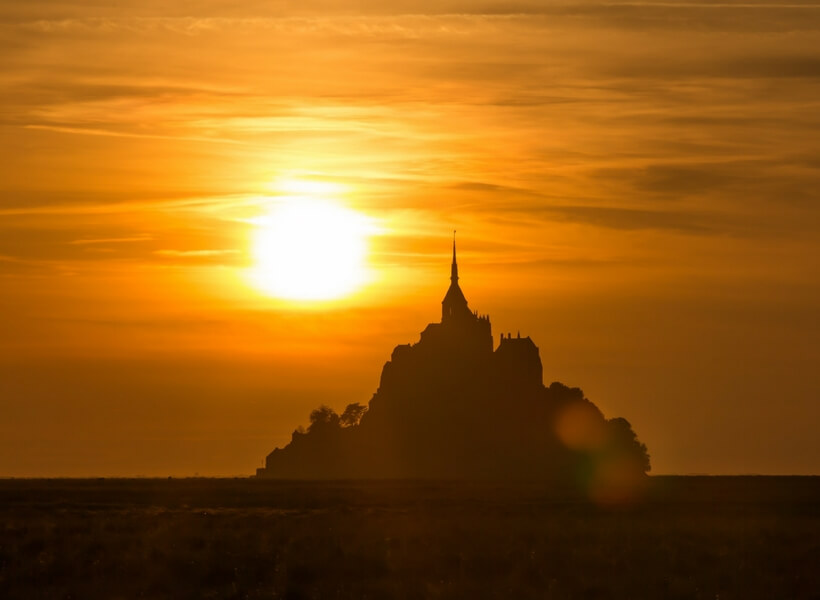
[606,417,651,473]
[308,405,340,432]
[340,403,367,427]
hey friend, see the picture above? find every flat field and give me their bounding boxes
[0,477,818,599]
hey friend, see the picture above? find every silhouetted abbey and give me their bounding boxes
[257,241,650,487]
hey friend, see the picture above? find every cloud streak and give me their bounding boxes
[69,236,153,245]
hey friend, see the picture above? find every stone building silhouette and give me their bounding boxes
[257,241,649,485]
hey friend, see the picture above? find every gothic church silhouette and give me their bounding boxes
[257,241,649,486]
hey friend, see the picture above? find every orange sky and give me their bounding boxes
[1,0,819,476]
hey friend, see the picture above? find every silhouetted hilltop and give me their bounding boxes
[257,242,649,494]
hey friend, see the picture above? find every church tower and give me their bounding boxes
[441,235,472,323]
[415,234,493,354]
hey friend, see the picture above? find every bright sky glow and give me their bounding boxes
[250,189,375,301]
[2,2,819,476]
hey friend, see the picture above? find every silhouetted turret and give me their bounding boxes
[495,332,543,392]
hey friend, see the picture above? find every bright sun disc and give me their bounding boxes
[251,198,373,301]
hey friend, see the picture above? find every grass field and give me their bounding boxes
[1,477,818,599]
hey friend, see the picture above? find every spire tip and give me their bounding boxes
[450,230,459,282]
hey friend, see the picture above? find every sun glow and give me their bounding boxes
[250,191,375,301]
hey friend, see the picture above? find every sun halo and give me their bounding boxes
[250,196,375,302]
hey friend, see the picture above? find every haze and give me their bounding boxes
[1,0,819,476]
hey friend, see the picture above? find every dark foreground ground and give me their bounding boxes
[0,477,818,599]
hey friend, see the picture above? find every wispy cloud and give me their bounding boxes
[154,249,240,257]
[23,124,245,145]
[70,236,153,245]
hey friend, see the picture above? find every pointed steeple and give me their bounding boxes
[451,230,459,284]
[442,231,470,323]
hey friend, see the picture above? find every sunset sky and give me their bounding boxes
[1,0,819,476]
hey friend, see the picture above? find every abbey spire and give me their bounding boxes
[451,231,459,284]
[441,233,471,323]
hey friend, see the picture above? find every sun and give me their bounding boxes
[250,194,374,301]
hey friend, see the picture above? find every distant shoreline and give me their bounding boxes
[2,475,819,510]
[1,474,818,480]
